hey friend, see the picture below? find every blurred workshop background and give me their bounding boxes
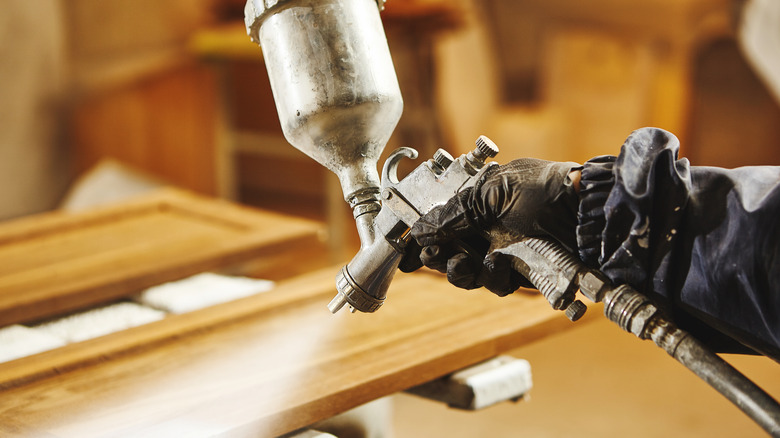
[0,0,778,436]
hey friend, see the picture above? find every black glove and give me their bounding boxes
[400,158,581,296]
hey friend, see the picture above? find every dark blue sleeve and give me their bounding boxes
[576,127,780,359]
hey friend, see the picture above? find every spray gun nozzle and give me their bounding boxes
[332,261,394,314]
[328,293,349,314]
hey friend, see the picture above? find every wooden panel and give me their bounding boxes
[0,267,590,437]
[0,266,332,391]
[0,188,322,326]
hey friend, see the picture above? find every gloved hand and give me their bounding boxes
[399,158,582,296]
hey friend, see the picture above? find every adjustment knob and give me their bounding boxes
[433,149,454,170]
[564,300,587,322]
[474,135,499,160]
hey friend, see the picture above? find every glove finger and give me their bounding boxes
[398,239,424,273]
[419,244,455,273]
[447,252,481,289]
[478,252,524,297]
[411,189,476,247]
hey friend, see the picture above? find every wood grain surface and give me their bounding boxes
[0,267,588,437]
[0,189,322,326]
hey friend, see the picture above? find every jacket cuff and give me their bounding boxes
[576,155,617,267]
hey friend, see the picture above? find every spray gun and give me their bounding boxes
[329,137,499,313]
[245,0,497,314]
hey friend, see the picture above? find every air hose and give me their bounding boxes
[494,237,780,437]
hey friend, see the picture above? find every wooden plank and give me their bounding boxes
[0,189,323,326]
[0,267,592,437]
[0,268,334,391]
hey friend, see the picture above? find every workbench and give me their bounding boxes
[0,190,582,437]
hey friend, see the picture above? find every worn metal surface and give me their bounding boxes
[245,0,386,34]
[329,136,499,314]
[245,0,402,205]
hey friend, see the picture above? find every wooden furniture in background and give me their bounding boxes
[71,64,221,196]
[469,0,780,166]
[687,38,780,167]
[0,188,323,327]
[65,1,225,196]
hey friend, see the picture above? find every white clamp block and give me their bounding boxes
[406,356,533,410]
[406,356,533,411]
